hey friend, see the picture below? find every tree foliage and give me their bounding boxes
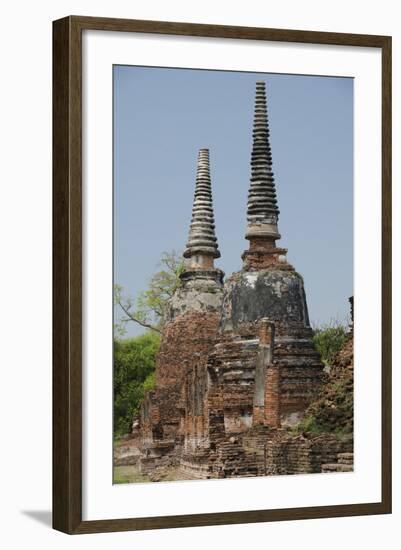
[297,372,353,436]
[312,321,348,366]
[296,333,353,436]
[113,332,160,437]
[114,250,184,335]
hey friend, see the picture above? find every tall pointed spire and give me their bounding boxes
[184,148,220,269]
[242,82,292,271]
[246,81,281,241]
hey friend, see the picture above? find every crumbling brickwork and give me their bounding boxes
[138,309,221,473]
[138,286,327,479]
[242,239,294,271]
[263,433,353,476]
[155,310,221,388]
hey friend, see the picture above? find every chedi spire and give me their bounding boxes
[246,81,281,241]
[184,148,220,269]
[242,82,292,271]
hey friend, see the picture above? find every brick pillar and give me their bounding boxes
[256,319,280,428]
[265,364,281,428]
[253,320,278,426]
[259,319,274,346]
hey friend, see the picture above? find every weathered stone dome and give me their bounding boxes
[168,269,224,322]
[221,269,310,331]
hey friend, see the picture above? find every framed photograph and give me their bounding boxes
[53,16,392,534]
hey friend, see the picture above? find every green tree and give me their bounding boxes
[114,250,184,335]
[113,332,160,437]
[312,321,348,366]
[296,329,353,436]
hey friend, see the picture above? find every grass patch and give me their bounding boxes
[113,465,151,484]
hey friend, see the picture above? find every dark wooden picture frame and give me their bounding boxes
[53,15,392,534]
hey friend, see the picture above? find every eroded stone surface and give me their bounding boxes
[168,270,224,322]
[221,269,310,331]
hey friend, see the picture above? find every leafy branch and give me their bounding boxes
[114,250,184,336]
[114,288,162,335]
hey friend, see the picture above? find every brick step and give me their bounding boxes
[337,452,354,464]
[321,463,353,473]
[222,469,259,478]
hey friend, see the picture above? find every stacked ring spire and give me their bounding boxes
[247,81,280,229]
[184,148,220,259]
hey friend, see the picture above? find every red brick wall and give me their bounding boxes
[155,311,220,387]
[241,239,294,271]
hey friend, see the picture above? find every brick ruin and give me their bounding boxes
[135,82,352,481]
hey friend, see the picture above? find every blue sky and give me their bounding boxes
[114,66,353,337]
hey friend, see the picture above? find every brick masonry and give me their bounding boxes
[136,278,340,480]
